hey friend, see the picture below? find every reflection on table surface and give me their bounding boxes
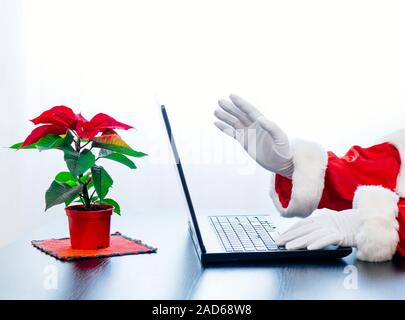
[1,209,405,300]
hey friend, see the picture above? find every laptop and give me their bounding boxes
[161,105,352,264]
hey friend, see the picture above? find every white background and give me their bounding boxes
[1,0,405,246]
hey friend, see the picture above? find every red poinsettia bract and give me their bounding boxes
[21,106,133,147]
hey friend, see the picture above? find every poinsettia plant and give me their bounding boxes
[11,106,146,214]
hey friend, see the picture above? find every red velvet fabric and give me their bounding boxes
[318,143,400,211]
[274,142,405,257]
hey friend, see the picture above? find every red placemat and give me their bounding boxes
[31,232,157,261]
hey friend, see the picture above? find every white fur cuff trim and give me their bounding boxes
[381,129,405,197]
[270,139,328,218]
[353,186,400,262]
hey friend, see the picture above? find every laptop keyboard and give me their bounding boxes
[210,215,281,252]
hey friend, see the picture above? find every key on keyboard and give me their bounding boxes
[210,216,279,253]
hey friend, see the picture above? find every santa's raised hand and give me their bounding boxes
[214,94,294,178]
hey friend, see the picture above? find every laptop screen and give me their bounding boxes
[161,105,206,254]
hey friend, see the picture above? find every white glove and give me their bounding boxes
[214,94,294,178]
[276,209,360,250]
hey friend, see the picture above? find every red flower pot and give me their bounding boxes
[65,204,113,250]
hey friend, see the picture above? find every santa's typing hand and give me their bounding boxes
[276,209,359,250]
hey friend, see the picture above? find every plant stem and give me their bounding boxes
[82,183,92,210]
[75,139,81,153]
[71,132,93,210]
[81,141,91,149]
[90,189,96,200]
[70,129,79,138]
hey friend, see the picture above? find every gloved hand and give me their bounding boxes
[214,94,294,178]
[276,209,360,250]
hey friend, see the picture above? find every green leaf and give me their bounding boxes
[59,143,75,154]
[64,149,96,177]
[59,131,74,148]
[91,165,113,201]
[10,142,36,149]
[55,171,78,187]
[35,135,64,151]
[100,152,137,169]
[98,148,113,157]
[99,198,121,215]
[92,142,147,158]
[79,172,91,184]
[11,132,74,151]
[65,196,81,207]
[45,181,82,211]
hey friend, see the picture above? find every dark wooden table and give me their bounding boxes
[1,209,405,300]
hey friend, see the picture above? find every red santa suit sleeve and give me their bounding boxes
[269,130,405,262]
